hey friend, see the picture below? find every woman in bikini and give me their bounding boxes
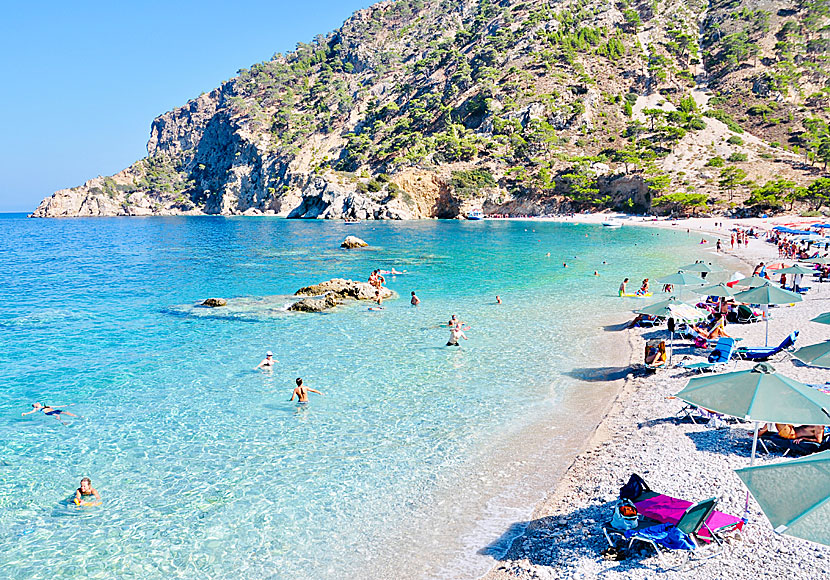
[22,403,79,425]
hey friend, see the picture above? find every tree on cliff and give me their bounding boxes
[718,166,748,201]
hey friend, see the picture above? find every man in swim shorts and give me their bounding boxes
[255,351,276,370]
[22,403,79,425]
[74,477,102,506]
[289,378,324,403]
[447,324,468,346]
[619,278,629,296]
[410,291,420,306]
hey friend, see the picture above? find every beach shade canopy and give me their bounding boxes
[792,340,830,369]
[735,450,830,547]
[732,281,803,306]
[764,262,788,271]
[693,283,736,298]
[678,262,724,274]
[776,265,816,275]
[675,362,830,425]
[735,275,771,289]
[656,271,707,286]
[811,312,830,325]
[634,296,682,317]
[667,303,710,323]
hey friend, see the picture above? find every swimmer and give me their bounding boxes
[545,252,551,257]
[594,271,599,276]
[619,278,628,296]
[255,351,276,370]
[73,477,101,506]
[563,263,567,268]
[375,289,383,306]
[447,324,468,347]
[496,295,502,304]
[289,378,324,403]
[22,403,78,425]
[410,291,420,306]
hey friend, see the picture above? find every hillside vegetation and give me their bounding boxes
[32,0,830,218]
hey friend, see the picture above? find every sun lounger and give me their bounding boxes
[782,286,810,294]
[676,337,737,372]
[735,331,798,361]
[734,305,763,324]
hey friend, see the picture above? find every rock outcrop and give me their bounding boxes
[294,278,393,301]
[288,293,341,312]
[201,298,227,307]
[341,236,368,249]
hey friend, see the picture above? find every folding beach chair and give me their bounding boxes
[676,337,737,373]
[735,331,798,361]
[735,305,763,324]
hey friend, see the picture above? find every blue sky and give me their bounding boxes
[0,0,374,212]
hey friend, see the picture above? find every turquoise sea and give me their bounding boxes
[0,215,708,579]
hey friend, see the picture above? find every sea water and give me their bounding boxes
[0,215,711,579]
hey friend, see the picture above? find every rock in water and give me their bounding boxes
[201,298,227,307]
[288,293,341,312]
[341,236,368,249]
[295,278,393,301]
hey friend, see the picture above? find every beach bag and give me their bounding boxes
[694,336,709,348]
[610,501,639,531]
[619,473,651,502]
[707,349,722,363]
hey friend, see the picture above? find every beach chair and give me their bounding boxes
[735,331,798,361]
[676,338,737,373]
[632,314,664,328]
[735,305,763,324]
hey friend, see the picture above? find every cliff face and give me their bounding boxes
[32,0,830,219]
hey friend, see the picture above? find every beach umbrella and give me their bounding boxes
[811,312,830,325]
[732,282,803,345]
[693,283,735,298]
[735,451,830,547]
[764,262,788,271]
[656,271,707,286]
[776,265,815,275]
[804,256,830,265]
[735,276,770,289]
[679,262,724,274]
[792,340,830,369]
[674,362,830,465]
[634,298,706,364]
[634,296,683,317]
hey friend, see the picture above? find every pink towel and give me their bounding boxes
[634,494,743,542]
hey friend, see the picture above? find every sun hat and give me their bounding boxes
[266,351,273,356]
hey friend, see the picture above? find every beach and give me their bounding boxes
[481,216,830,579]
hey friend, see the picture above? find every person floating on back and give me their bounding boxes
[289,378,324,404]
[22,403,79,426]
[74,477,102,506]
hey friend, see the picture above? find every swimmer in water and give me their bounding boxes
[447,324,468,347]
[289,378,324,403]
[255,351,276,370]
[619,278,629,297]
[496,295,502,304]
[594,271,599,276]
[22,403,79,425]
[73,477,101,506]
[410,291,420,306]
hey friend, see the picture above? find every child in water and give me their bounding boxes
[74,477,102,506]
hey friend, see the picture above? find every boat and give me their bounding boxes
[343,218,361,224]
[602,219,623,228]
[465,210,484,220]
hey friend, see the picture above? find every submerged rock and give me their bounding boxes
[294,278,393,301]
[201,298,227,307]
[341,235,368,249]
[288,293,341,312]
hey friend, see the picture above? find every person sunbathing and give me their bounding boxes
[759,424,823,444]
[693,316,730,339]
[644,342,667,367]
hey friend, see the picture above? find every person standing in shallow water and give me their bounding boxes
[619,278,629,296]
[290,378,324,403]
[410,291,420,306]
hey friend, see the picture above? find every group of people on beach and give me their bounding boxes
[618,278,650,296]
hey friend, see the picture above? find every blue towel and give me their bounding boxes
[624,523,696,550]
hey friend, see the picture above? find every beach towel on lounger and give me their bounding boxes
[623,523,696,551]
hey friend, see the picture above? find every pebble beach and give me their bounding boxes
[482,216,830,580]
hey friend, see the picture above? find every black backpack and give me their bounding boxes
[619,473,651,501]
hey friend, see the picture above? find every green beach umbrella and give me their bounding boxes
[736,275,772,289]
[776,265,815,275]
[812,312,830,325]
[804,256,830,265]
[693,283,735,298]
[634,296,683,317]
[675,362,830,464]
[792,340,830,368]
[735,451,830,547]
[656,271,707,286]
[679,262,725,274]
[732,281,803,345]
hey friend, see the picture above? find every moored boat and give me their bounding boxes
[465,210,484,220]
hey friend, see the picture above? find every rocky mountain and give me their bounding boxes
[32,0,830,219]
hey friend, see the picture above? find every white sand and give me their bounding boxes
[480,217,830,579]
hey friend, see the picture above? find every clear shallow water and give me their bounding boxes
[0,215,706,579]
